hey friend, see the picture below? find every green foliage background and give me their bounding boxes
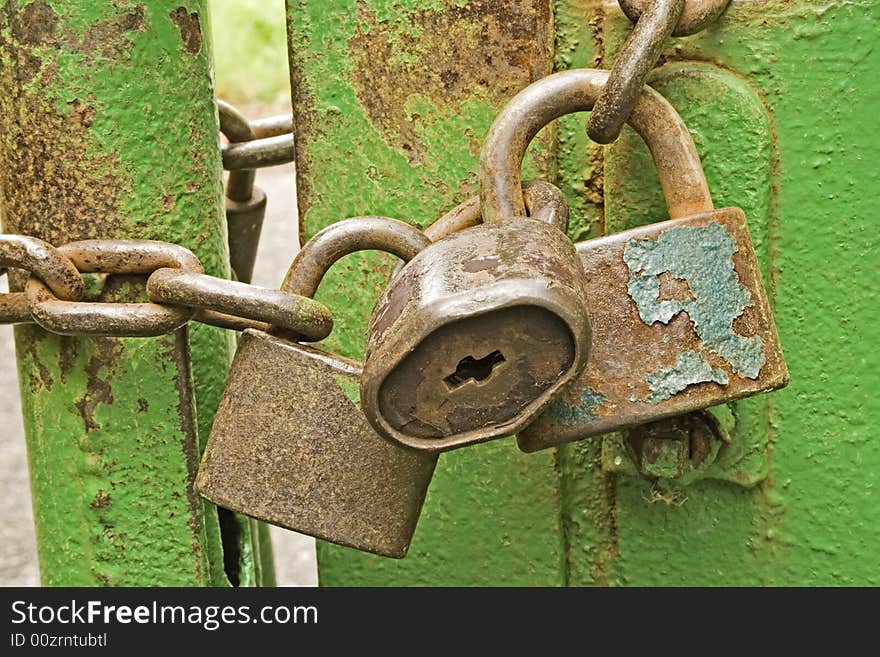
[208,0,291,105]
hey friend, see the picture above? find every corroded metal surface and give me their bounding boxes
[518,209,788,452]
[0,235,84,323]
[281,216,431,299]
[147,268,334,341]
[222,133,295,171]
[249,113,293,139]
[197,217,438,558]
[25,240,203,337]
[218,100,265,284]
[618,0,730,36]
[587,0,684,144]
[425,180,570,240]
[0,1,244,585]
[479,68,713,224]
[198,330,437,558]
[362,213,589,453]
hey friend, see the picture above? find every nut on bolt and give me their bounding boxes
[625,411,721,480]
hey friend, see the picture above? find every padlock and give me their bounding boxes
[196,216,439,558]
[460,68,788,452]
[219,100,266,285]
[360,181,591,453]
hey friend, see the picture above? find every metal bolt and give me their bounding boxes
[625,411,721,480]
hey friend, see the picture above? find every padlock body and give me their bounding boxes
[361,218,591,452]
[196,329,437,558]
[518,208,789,452]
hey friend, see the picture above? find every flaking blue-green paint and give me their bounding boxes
[624,222,765,379]
[645,350,729,402]
[545,387,608,425]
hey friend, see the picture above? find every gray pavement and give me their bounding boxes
[0,163,318,586]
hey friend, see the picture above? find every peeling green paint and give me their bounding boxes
[288,0,564,587]
[598,0,880,586]
[288,0,880,587]
[545,387,607,425]
[624,222,765,378]
[0,1,255,585]
[644,350,729,402]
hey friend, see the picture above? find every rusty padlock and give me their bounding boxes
[360,181,591,453]
[464,68,788,452]
[196,217,438,558]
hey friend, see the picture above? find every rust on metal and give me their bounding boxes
[222,133,295,171]
[0,235,84,299]
[25,240,204,337]
[0,234,85,323]
[361,178,590,452]
[345,1,552,171]
[481,68,713,224]
[618,0,730,37]
[249,113,293,140]
[218,100,257,203]
[587,0,685,144]
[280,216,431,300]
[624,410,723,480]
[146,268,333,342]
[424,180,570,241]
[218,100,266,284]
[518,210,789,452]
[196,216,438,558]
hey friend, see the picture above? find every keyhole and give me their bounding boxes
[444,350,506,389]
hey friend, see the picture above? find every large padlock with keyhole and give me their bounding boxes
[457,67,788,453]
[360,175,591,452]
[196,217,438,558]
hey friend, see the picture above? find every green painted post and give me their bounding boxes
[288,0,879,586]
[584,0,880,586]
[0,1,261,585]
[286,0,565,586]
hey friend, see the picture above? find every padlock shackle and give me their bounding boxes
[425,180,569,242]
[479,68,713,224]
[281,217,432,299]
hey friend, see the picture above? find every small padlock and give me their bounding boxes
[196,217,438,558]
[361,182,591,453]
[465,68,788,452]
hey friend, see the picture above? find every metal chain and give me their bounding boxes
[0,235,332,341]
[0,104,308,339]
[220,106,295,171]
[0,22,728,342]
[588,0,730,144]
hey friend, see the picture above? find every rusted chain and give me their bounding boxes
[218,100,258,203]
[147,268,333,342]
[25,240,204,337]
[588,0,684,144]
[0,234,336,340]
[249,113,293,139]
[222,133,295,171]
[588,0,730,143]
[0,235,85,324]
[619,0,730,37]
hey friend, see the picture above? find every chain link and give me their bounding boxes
[588,0,730,144]
[619,0,730,37]
[0,235,334,340]
[222,133,295,171]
